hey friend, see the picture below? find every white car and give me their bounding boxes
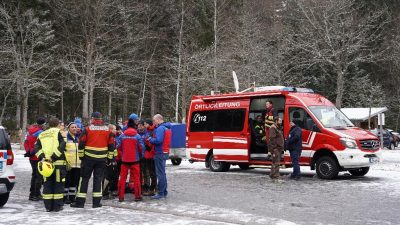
[0,126,15,207]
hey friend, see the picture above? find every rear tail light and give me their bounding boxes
[7,149,14,165]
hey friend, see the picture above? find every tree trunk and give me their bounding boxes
[122,92,128,119]
[181,70,188,124]
[89,83,94,117]
[61,78,64,122]
[16,79,21,129]
[20,89,29,150]
[335,69,345,109]
[82,89,89,122]
[151,85,156,116]
[175,0,184,123]
[213,0,218,92]
[108,90,112,122]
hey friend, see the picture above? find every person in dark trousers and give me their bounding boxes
[24,117,46,201]
[34,117,66,212]
[148,114,172,199]
[64,122,81,203]
[103,124,118,200]
[71,112,115,208]
[142,119,157,196]
[268,117,284,180]
[117,119,144,202]
[286,121,303,180]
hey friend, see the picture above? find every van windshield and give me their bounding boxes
[309,106,354,128]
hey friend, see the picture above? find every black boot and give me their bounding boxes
[70,202,84,208]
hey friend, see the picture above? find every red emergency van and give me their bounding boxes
[186,86,382,179]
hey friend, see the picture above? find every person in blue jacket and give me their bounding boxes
[286,120,303,180]
[148,114,172,199]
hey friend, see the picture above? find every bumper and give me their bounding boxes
[0,178,15,194]
[334,148,382,169]
[169,148,186,159]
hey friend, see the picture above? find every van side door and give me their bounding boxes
[212,108,249,162]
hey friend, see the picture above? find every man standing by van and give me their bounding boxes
[264,101,278,143]
[286,121,302,180]
[268,117,284,180]
[148,114,171,199]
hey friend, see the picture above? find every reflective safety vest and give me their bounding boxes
[80,121,114,160]
[64,133,80,168]
[265,108,276,129]
[38,128,61,161]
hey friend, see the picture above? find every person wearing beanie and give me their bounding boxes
[24,117,46,201]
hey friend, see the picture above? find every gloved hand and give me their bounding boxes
[24,151,31,158]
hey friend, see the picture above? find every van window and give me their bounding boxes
[289,107,319,132]
[190,109,246,132]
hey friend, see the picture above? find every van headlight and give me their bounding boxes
[340,138,357,149]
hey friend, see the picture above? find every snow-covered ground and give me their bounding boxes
[2,144,400,225]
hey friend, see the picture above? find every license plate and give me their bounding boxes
[369,157,379,163]
[0,184,7,194]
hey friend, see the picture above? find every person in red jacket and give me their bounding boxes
[117,119,145,202]
[24,117,46,201]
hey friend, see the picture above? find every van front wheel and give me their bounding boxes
[171,158,182,166]
[0,193,10,208]
[316,156,339,179]
[209,155,230,172]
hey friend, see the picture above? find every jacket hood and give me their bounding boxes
[159,122,171,129]
[124,127,138,136]
[28,125,42,135]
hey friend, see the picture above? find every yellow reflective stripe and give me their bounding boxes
[76,177,86,198]
[53,160,66,166]
[76,193,87,198]
[107,152,114,159]
[54,148,62,157]
[113,149,118,157]
[53,194,64,199]
[86,146,108,151]
[56,169,60,182]
[62,178,66,182]
[93,192,102,197]
[85,151,107,159]
[42,194,54,200]
[35,150,43,157]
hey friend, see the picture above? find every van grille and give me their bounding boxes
[359,140,380,151]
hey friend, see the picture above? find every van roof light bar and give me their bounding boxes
[254,86,314,93]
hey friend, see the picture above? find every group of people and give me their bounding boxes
[255,101,303,181]
[24,111,172,212]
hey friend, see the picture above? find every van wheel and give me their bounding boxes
[0,193,10,208]
[171,158,182,166]
[348,167,370,176]
[209,155,230,172]
[239,164,250,170]
[316,156,339,179]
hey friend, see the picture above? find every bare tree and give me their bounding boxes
[283,0,389,108]
[0,3,55,146]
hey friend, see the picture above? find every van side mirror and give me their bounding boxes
[312,125,321,133]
